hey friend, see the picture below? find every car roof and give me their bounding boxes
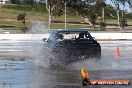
[55,29,89,33]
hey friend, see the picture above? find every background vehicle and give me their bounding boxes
[42,30,101,66]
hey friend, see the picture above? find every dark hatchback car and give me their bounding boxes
[42,30,101,65]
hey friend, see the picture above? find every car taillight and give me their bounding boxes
[96,46,101,49]
[53,47,67,53]
[95,46,101,51]
[91,46,100,51]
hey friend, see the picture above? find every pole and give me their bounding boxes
[102,7,105,22]
[65,2,67,30]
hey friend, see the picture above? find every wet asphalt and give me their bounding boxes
[0,40,132,88]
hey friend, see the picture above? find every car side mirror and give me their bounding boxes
[42,38,47,42]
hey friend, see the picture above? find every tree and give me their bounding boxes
[45,0,64,29]
[111,0,127,30]
[126,0,132,12]
[96,0,106,22]
[67,0,98,29]
[10,0,21,4]
[111,0,122,30]
[22,0,35,5]
[118,0,128,29]
[17,13,27,32]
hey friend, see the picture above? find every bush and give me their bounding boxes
[10,0,21,4]
[100,21,106,31]
[17,13,26,21]
[20,27,29,33]
[17,13,26,28]
[120,17,127,28]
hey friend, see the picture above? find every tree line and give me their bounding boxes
[10,0,35,5]
[11,0,132,30]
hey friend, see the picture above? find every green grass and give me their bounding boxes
[0,21,22,27]
[0,21,31,34]
[0,21,31,28]
[53,15,81,23]
[0,4,47,15]
[0,4,47,20]
[51,23,88,29]
[0,4,132,33]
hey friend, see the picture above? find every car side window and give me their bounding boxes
[47,33,55,44]
[84,32,93,40]
[77,32,92,39]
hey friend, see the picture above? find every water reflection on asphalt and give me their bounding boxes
[0,59,34,88]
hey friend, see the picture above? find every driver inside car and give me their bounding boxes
[78,32,85,39]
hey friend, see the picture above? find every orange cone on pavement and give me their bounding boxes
[116,47,120,59]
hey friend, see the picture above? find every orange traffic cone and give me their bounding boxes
[116,47,120,59]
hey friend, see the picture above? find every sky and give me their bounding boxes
[106,0,131,12]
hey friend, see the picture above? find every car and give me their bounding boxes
[42,30,101,66]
